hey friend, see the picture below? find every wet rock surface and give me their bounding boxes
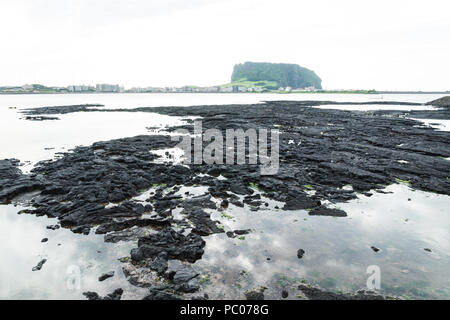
[131,228,205,263]
[83,288,123,300]
[23,115,60,121]
[32,259,47,272]
[426,96,450,108]
[98,271,114,281]
[3,100,450,299]
[298,284,390,300]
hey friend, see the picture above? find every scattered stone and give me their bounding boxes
[308,206,347,217]
[103,288,124,300]
[98,271,115,281]
[41,238,48,243]
[23,116,60,121]
[245,288,265,300]
[297,249,305,259]
[234,229,251,235]
[371,246,380,252]
[281,290,289,298]
[424,248,432,252]
[46,225,60,230]
[83,288,123,300]
[32,259,47,271]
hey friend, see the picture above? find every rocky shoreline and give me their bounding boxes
[1,99,449,299]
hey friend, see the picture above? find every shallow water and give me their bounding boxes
[0,93,449,299]
[0,92,446,111]
[0,108,189,172]
[0,204,147,299]
[190,184,450,299]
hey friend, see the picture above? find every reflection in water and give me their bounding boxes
[0,204,146,299]
[2,184,448,299]
[0,109,188,172]
[192,184,450,299]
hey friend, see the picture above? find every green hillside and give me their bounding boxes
[231,62,322,89]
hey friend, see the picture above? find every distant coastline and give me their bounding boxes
[0,89,449,95]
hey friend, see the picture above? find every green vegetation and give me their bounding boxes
[221,212,234,220]
[303,184,314,190]
[152,183,167,188]
[249,182,262,191]
[199,275,211,285]
[395,178,411,185]
[231,62,322,89]
[221,78,277,90]
[0,84,71,94]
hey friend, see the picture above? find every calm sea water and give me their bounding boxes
[0,93,449,299]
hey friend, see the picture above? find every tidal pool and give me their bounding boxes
[189,184,450,300]
[0,204,147,299]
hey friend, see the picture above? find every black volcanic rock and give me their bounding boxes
[131,228,205,263]
[308,206,347,217]
[426,96,450,108]
[98,271,115,281]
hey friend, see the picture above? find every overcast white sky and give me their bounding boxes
[0,0,449,90]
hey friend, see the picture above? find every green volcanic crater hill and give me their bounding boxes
[231,61,322,89]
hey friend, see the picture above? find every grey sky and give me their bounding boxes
[1,0,449,90]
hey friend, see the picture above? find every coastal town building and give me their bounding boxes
[96,84,124,93]
[68,85,95,92]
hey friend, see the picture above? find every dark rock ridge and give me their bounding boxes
[426,96,450,108]
[21,104,104,116]
[23,116,60,121]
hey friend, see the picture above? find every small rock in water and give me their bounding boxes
[32,259,47,271]
[220,200,229,208]
[83,292,100,300]
[46,225,60,230]
[424,248,432,252]
[41,238,48,243]
[281,290,289,298]
[98,271,115,281]
[297,249,305,259]
[371,246,380,252]
[83,288,123,300]
[245,289,265,300]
